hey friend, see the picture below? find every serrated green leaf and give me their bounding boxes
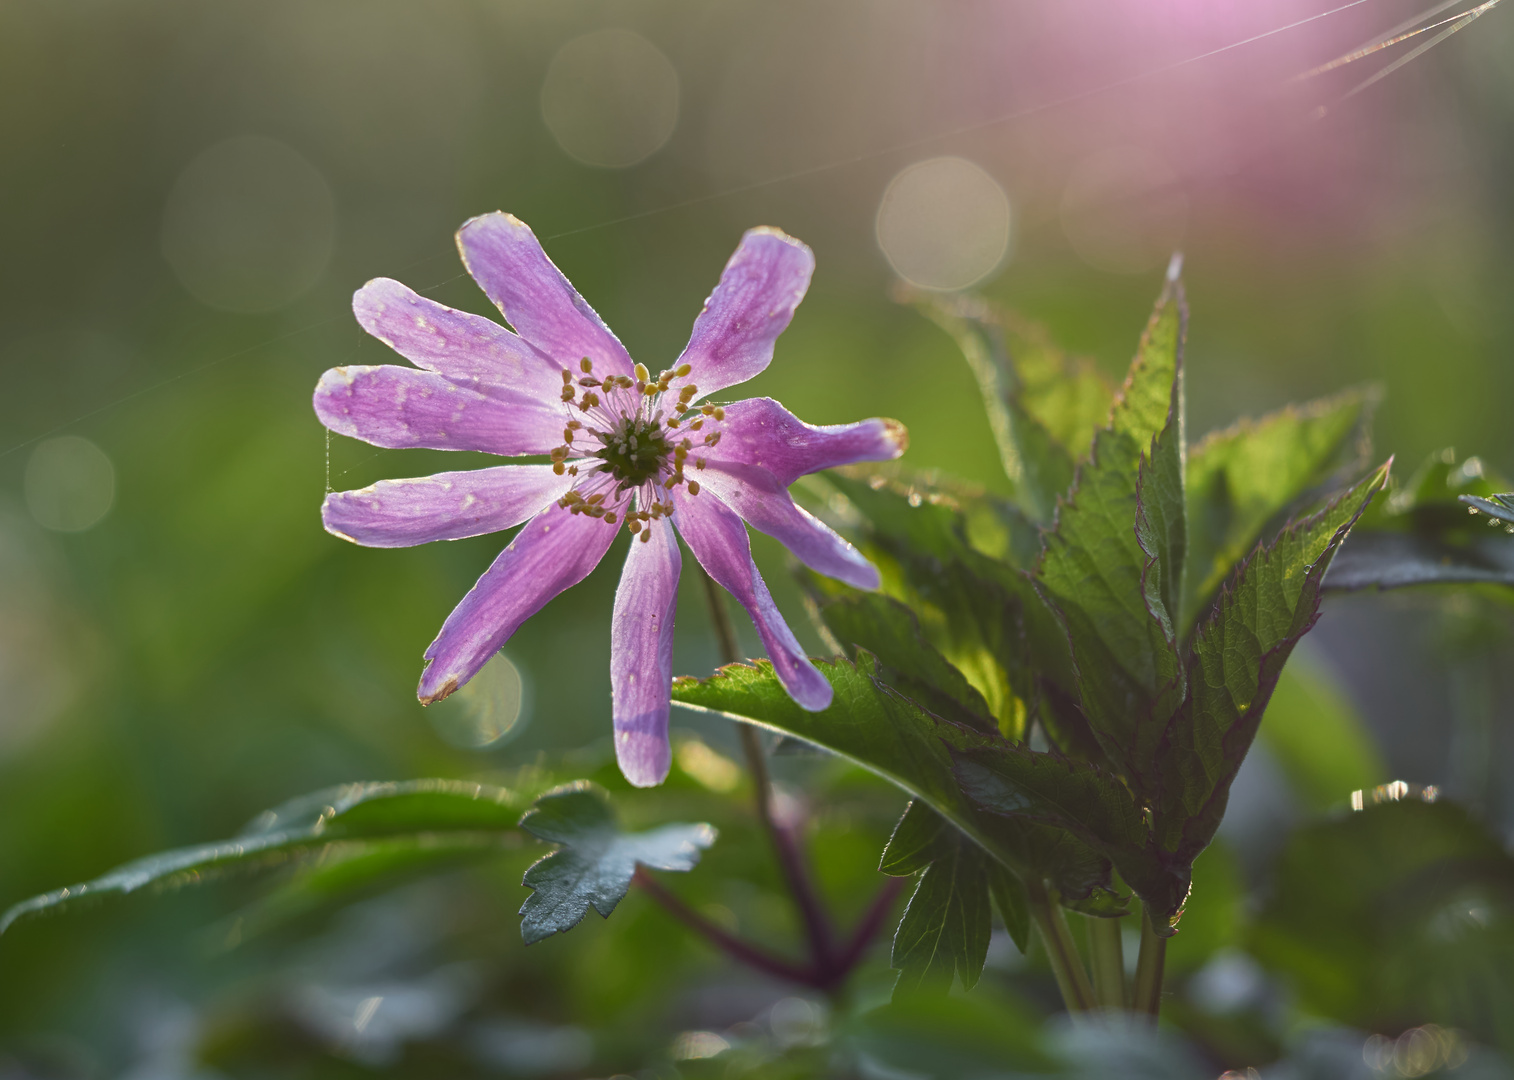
[891,828,993,997]
[985,859,1031,954]
[1182,388,1373,631]
[951,742,1168,920]
[1,779,522,934]
[821,467,1082,744]
[1035,281,1187,791]
[880,799,950,877]
[803,579,998,734]
[671,653,1113,905]
[518,782,715,944]
[1155,463,1391,874]
[881,799,1032,980]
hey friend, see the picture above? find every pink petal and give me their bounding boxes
[455,212,634,377]
[610,520,681,787]
[322,465,572,548]
[353,277,566,404]
[707,398,908,486]
[672,228,815,401]
[671,488,833,711]
[418,499,618,703]
[696,462,879,590]
[314,365,565,455]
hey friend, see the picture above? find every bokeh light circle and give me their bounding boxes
[540,29,680,168]
[24,436,115,533]
[427,652,529,750]
[1060,147,1188,275]
[876,156,1011,291]
[161,135,335,312]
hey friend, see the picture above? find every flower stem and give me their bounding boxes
[1087,914,1127,1011]
[1025,878,1096,1013]
[632,867,819,986]
[1131,904,1167,1017]
[699,568,838,977]
[831,875,908,977]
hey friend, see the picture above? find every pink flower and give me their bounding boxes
[314,214,906,785]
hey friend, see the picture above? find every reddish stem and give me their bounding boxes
[632,865,822,987]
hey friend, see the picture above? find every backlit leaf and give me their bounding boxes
[1182,388,1374,632]
[1154,464,1390,875]
[1034,279,1187,792]
[672,653,1115,905]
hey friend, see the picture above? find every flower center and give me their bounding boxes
[547,358,725,541]
[596,415,671,487]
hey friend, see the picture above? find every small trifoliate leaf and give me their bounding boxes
[518,782,715,944]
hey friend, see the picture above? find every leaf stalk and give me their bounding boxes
[1026,878,1096,1013]
[1087,913,1127,1011]
[1131,903,1167,1016]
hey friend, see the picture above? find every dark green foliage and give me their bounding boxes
[890,824,993,996]
[0,779,524,933]
[1252,794,1514,1052]
[708,277,1407,955]
[880,800,1031,994]
[518,782,716,944]
[1328,449,1514,591]
[1153,465,1389,866]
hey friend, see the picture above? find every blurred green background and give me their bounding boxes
[2,0,1513,1075]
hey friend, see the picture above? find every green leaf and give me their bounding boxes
[1370,447,1507,530]
[672,653,1114,905]
[819,469,1059,738]
[882,799,1031,963]
[221,833,510,944]
[518,782,716,944]
[1258,649,1387,810]
[1034,279,1187,791]
[1326,531,1514,591]
[906,290,1110,521]
[1251,794,1514,1049]
[985,859,1032,954]
[846,989,1060,1078]
[880,799,950,876]
[1155,463,1391,873]
[951,740,1169,920]
[891,825,993,997]
[803,579,998,734]
[1,779,523,934]
[1182,388,1374,633]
